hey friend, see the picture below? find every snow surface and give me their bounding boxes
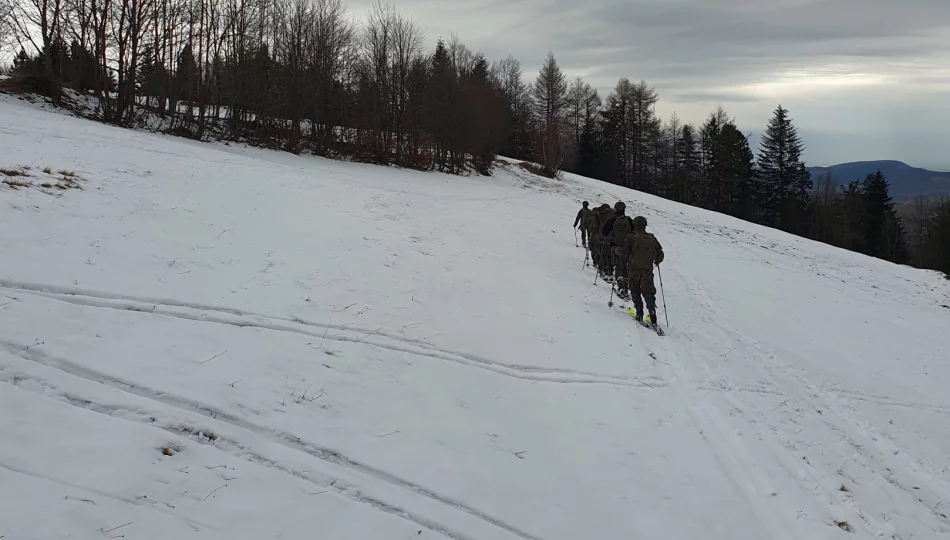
[2,94,950,540]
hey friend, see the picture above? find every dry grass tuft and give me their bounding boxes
[835,521,854,533]
[2,178,32,189]
[180,427,218,442]
[161,442,184,456]
[1,168,27,177]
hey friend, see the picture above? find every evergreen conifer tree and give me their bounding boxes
[757,105,809,231]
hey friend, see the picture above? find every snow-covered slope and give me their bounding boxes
[2,96,950,540]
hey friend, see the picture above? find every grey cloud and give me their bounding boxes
[669,91,764,103]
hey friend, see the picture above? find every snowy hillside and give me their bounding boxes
[2,96,950,540]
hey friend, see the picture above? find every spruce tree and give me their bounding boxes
[862,171,907,262]
[12,47,30,72]
[835,180,866,252]
[426,40,459,173]
[576,121,601,178]
[756,105,808,231]
[721,123,756,220]
[675,124,700,205]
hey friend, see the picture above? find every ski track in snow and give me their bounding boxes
[664,268,950,538]
[0,346,535,540]
[0,279,662,389]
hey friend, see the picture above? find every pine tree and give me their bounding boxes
[576,120,601,178]
[426,39,459,173]
[862,171,907,262]
[12,47,31,71]
[700,106,729,209]
[757,105,808,231]
[722,123,756,220]
[675,124,700,205]
[176,44,199,104]
[835,180,866,252]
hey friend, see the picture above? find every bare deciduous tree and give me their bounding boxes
[531,51,566,176]
[1,0,15,57]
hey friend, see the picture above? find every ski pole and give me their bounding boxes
[582,246,589,269]
[591,247,600,285]
[657,263,669,327]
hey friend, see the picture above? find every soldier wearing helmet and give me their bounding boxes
[590,203,615,277]
[600,201,635,296]
[573,201,592,249]
[619,215,665,324]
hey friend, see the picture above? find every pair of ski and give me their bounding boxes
[607,287,665,336]
[625,307,665,336]
[609,303,665,336]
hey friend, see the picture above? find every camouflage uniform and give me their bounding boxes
[595,206,616,277]
[573,202,592,248]
[609,215,634,295]
[601,202,632,290]
[589,205,611,269]
[619,216,665,319]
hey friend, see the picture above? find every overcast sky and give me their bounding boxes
[352,0,950,170]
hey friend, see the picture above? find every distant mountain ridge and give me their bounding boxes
[806,161,950,200]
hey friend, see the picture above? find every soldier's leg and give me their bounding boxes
[604,241,614,276]
[614,256,628,299]
[641,270,658,319]
[628,269,644,317]
[597,240,608,275]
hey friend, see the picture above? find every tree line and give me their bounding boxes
[2,0,948,276]
[3,0,512,173]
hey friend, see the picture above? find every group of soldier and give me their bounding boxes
[573,200,665,325]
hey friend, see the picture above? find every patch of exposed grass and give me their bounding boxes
[2,178,32,189]
[180,427,218,442]
[2,166,83,193]
[161,442,184,456]
[835,521,854,533]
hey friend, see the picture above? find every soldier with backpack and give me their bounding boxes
[594,204,616,281]
[573,201,592,249]
[600,201,634,300]
[589,204,611,273]
[619,215,665,326]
